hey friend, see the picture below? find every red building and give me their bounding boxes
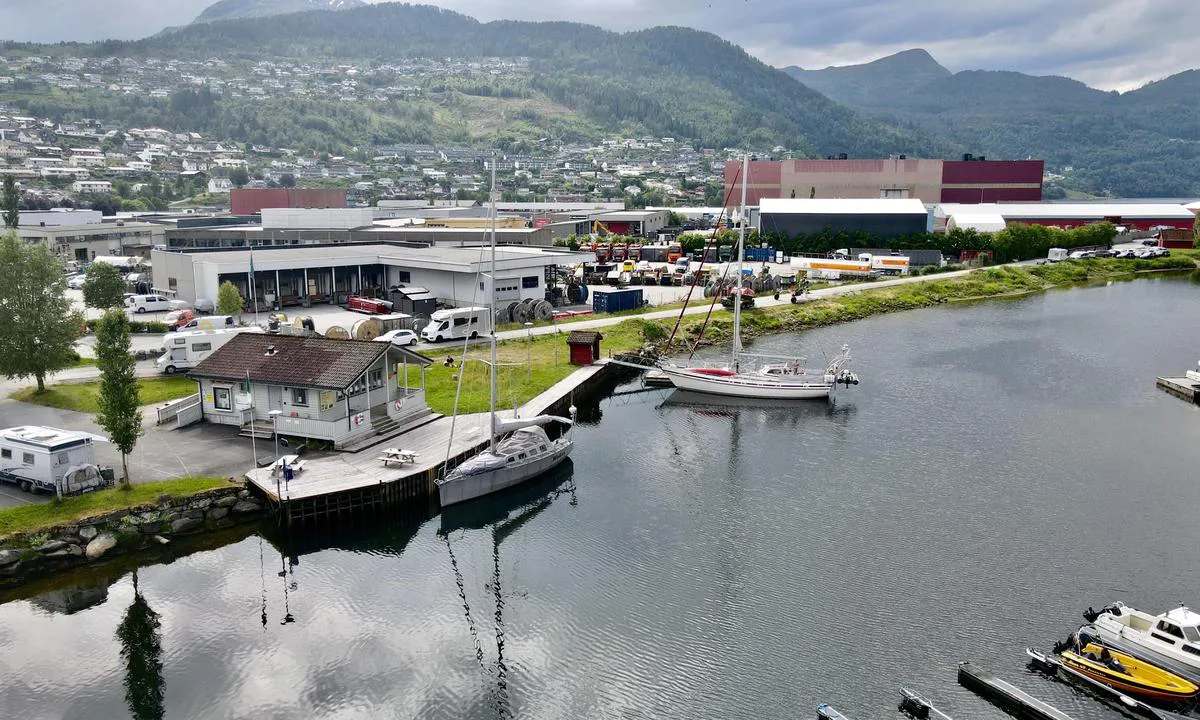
[939,160,1044,203]
[231,188,348,215]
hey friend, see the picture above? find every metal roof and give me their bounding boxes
[759,198,929,216]
[0,426,108,450]
[937,202,1195,220]
[947,213,1007,232]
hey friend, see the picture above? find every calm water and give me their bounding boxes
[4,277,1200,720]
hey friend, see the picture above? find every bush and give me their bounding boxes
[129,321,169,334]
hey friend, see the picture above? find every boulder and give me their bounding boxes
[85,533,117,560]
[0,560,21,576]
[214,495,238,508]
[37,540,67,554]
[68,544,84,557]
[169,517,203,534]
[190,497,213,510]
[161,511,180,525]
[78,526,99,542]
[232,500,261,515]
[182,509,204,520]
[139,522,161,535]
[44,549,72,559]
[237,489,251,500]
[0,549,21,567]
[138,511,161,524]
[214,518,236,529]
[206,507,229,521]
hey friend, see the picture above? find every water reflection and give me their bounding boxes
[116,571,165,720]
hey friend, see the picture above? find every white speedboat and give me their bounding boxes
[1186,360,1200,383]
[1087,602,1200,674]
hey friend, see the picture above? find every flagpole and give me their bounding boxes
[250,242,259,325]
[247,369,258,470]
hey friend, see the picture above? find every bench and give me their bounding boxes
[378,448,418,466]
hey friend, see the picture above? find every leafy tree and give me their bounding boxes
[229,167,250,188]
[0,233,84,393]
[216,280,244,317]
[278,173,296,188]
[90,194,122,216]
[2,176,18,229]
[82,262,127,309]
[117,571,165,720]
[94,309,141,489]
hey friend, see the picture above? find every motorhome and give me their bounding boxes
[156,327,262,374]
[420,306,491,343]
[0,425,113,495]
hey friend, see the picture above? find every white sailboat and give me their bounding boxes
[436,160,575,508]
[658,153,860,400]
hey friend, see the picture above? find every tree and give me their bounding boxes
[229,167,250,188]
[94,309,141,489]
[0,233,84,393]
[216,280,244,317]
[2,176,18,229]
[82,262,127,309]
[278,173,296,188]
[117,571,165,720]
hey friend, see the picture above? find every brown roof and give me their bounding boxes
[188,333,430,390]
[567,331,603,344]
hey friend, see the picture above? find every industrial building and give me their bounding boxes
[726,157,1045,205]
[934,203,1197,232]
[757,198,931,239]
[150,243,592,311]
[230,188,349,215]
[15,210,164,262]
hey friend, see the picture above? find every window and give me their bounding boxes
[453,317,468,327]
[522,276,539,289]
[213,386,232,411]
[1184,626,1200,643]
[168,277,178,290]
[191,342,212,352]
[369,369,383,389]
[21,453,34,465]
[0,449,9,459]
[291,388,308,406]
[57,452,69,464]
[1160,622,1186,640]
[396,270,411,283]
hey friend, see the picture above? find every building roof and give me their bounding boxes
[947,213,1007,232]
[0,426,107,450]
[188,333,430,390]
[1185,201,1200,212]
[759,198,929,216]
[937,202,1195,220]
[567,331,602,344]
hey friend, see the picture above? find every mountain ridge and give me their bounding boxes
[192,0,366,25]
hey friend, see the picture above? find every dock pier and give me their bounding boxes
[1156,376,1200,404]
[245,361,617,526]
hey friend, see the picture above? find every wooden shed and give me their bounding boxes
[567,331,603,366]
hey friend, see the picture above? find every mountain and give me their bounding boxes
[785,50,1200,196]
[23,4,953,160]
[783,49,951,108]
[192,0,366,24]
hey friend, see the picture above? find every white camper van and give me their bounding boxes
[0,425,113,495]
[156,327,263,374]
[420,306,492,343]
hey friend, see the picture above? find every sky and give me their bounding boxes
[0,0,1195,91]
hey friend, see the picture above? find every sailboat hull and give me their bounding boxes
[438,439,574,507]
[660,365,834,399]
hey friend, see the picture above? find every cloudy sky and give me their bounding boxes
[0,0,1195,90]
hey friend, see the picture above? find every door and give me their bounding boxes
[267,386,282,417]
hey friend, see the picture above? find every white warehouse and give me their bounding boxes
[151,243,593,311]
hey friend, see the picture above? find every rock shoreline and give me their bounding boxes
[0,485,268,587]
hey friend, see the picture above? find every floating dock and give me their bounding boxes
[958,661,1075,720]
[1156,377,1200,405]
[245,361,614,525]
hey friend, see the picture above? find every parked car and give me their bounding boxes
[178,315,235,331]
[1068,250,1095,259]
[374,329,419,347]
[66,274,87,289]
[124,294,171,314]
[164,309,196,331]
[1142,239,1159,246]
[167,299,191,311]
[1152,248,1171,257]
[1114,249,1136,259]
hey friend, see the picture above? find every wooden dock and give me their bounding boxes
[1156,376,1200,404]
[246,361,614,525]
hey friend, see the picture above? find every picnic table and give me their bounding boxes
[379,448,418,466]
[271,454,306,475]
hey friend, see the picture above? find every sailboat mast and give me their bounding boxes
[489,154,498,453]
[733,153,747,369]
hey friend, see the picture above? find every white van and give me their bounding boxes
[179,315,235,331]
[420,306,491,343]
[156,327,262,374]
[125,294,171,314]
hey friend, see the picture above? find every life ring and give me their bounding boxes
[394,398,403,411]
[354,412,365,427]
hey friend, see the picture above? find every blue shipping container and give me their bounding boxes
[592,289,644,314]
[743,247,776,262]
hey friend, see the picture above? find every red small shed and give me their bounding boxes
[567,331,602,366]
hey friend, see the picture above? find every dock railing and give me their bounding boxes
[156,392,202,426]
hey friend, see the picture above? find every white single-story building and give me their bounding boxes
[945,213,1007,233]
[187,333,433,449]
[151,243,593,311]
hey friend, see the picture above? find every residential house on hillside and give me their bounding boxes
[187,334,433,449]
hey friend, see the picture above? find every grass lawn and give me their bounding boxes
[0,476,230,538]
[11,376,197,414]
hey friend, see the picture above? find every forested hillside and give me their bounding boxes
[786,51,1200,196]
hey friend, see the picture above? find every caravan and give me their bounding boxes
[156,327,263,374]
[0,426,113,495]
[420,306,491,343]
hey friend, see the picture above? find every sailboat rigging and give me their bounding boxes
[436,156,576,507]
[658,153,860,400]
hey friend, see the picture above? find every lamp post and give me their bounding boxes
[524,321,533,382]
[553,315,559,367]
[269,409,283,499]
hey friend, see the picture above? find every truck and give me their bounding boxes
[833,249,911,275]
[420,306,491,343]
[156,327,264,374]
[0,425,114,496]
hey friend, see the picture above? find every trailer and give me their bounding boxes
[156,327,264,374]
[0,426,114,497]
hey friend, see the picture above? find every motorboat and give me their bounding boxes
[1186,360,1200,383]
[816,704,853,720]
[1087,603,1200,675]
[1058,642,1199,704]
